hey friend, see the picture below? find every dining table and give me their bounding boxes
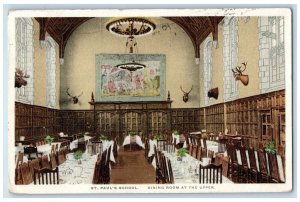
[152,150,233,184]
[122,135,144,148]
[69,135,93,150]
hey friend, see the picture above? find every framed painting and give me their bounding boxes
[95,54,166,102]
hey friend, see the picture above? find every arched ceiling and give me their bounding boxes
[35,16,224,59]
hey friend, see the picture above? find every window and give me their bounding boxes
[259,16,285,93]
[15,18,34,104]
[203,36,213,106]
[223,17,239,101]
[45,36,57,108]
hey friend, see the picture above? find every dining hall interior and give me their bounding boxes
[13,15,287,186]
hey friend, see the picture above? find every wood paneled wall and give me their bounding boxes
[15,103,200,144]
[15,90,285,157]
[15,102,60,142]
[199,90,285,156]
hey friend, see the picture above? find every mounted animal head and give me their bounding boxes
[180,86,193,103]
[232,62,249,86]
[66,88,83,104]
[207,87,219,99]
[15,68,30,88]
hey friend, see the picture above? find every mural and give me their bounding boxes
[96,54,166,101]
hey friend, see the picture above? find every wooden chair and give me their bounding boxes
[58,150,66,165]
[113,139,118,158]
[257,149,270,183]
[157,139,167,151]
[202,138,207,149]
[227,143,239,182]
[201,147,207,160]
[15,152,24,167]
[238,146,249,183]
[15,164,23,184]
[159,154,168,184]
[24,146,39,160]
[199,163,223,184]
[50,153,57,169]
[248,147,259,183]
[19,162,33,185]
[208,150,214,159]
[33,167,59,185]
[267,152,282,183]
[167,158,174,184]
[92,157,102,184]
[164,142,175,153]
[192,145,198,158]
[196,146,203,161]
[41,156,51,169]
[28,158,41,179]
[188,144,193,156]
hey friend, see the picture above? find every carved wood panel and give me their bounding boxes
[171,108,200,132]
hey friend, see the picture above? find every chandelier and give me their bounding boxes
[106,17,156,37]
[106,17,156,73]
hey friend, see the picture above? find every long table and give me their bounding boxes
[152,151,233,184]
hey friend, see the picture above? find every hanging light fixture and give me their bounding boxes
[106,17,156,74]
[106,17,156,37]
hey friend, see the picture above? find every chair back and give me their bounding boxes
[167,159,174,184]
[267,152,281,182]
[33,167,59,185]
[248,147,258,171]
[201,147,207,160]
[199,163,223,184]
[16,152,24,167]
[28,158,40,177]
[50,153,57,169]
[24,146,38,160]
[239,146,249,168]
[41,156,51,169]
[192,145,198,158]
[157,139,167,151]
[20,162,33,185]
[197,146,202,161]
[208,150,214,159]
[257,149,269,175]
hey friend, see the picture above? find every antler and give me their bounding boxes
[77,91,83,98]
[187,85,193,94]
[16,68,29,78]
[66,88,73,97]
[180,86,186,93]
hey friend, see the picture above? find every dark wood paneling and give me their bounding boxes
[15,102,60,143]
[199,90,285,157]
[171,108,200,132]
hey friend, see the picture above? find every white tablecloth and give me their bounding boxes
[172,133,180,144]
[122,135,144,148]
[190,131,201,135]
[152,151,233,184]
[148,139,157,157]
[70,136,93,150]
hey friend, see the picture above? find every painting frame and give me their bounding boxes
[95,54,166,102]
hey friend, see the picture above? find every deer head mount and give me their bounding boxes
[66,88,83,104]
[180,85,193,103]
[15,68,30,88]
[232,62,249,86]
[207,87,219,99]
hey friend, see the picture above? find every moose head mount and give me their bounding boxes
[180,85,193,103]
[66,88,83,104]
[15,68,30,88]
[232,62,249,86]
[207,87,219,99]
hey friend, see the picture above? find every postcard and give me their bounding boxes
[7,8,292,194]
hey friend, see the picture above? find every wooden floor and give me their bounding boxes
[110,147,156,184]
